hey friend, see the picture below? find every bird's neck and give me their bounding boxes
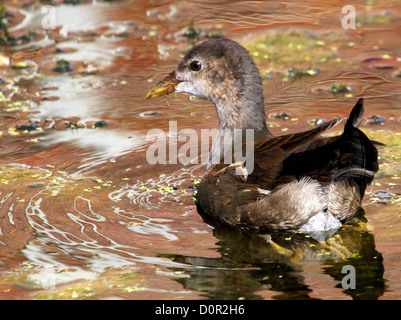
[205,59,272,171]
[205,94,272,173]
[213,93,271,138]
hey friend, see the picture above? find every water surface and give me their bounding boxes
[0,0,400,299]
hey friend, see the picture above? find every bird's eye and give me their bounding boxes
[190,61,202,71]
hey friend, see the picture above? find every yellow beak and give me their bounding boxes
[145,71,180,99]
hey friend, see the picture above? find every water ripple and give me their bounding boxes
[109,165,202,210]
[21,178,200,275]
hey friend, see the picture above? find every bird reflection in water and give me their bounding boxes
[160,209,385,300]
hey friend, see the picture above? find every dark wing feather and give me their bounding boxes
[248,117,343,189]
[280,98,379,194]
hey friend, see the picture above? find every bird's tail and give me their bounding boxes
[337,98,379,195]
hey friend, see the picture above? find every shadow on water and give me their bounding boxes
[160,209,385,300]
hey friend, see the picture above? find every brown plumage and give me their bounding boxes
[146,39,379,234]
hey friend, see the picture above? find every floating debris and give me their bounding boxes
[368,115,384,125]
[275,112,290,120]
[371,191,401,205]
[183,20,203,45]
[66,121,79,129]
[307,119,325,126]
[138,111,159,118]
[53,59,73,73]
[373,191,392,199]
[93,120,108,128]
[16,123,38,131]
[29,183,45,188]
[285,67,320,79]
[328,84,350,94]
[11,61,29,69]
[64,0,85,4]
[7,127,19,136]
[18,31,38,43]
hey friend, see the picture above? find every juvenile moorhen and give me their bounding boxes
[146,39,378,234]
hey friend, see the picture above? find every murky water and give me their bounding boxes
[0,0,400,300]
